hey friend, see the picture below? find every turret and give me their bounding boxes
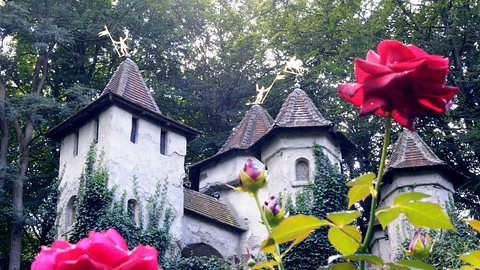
[371,130,466,261]
[47,58,200,241]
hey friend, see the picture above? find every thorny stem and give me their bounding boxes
[254,192,285,270]
[360,113,392,270]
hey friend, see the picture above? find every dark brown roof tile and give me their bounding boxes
[218,105,273,154]
[184,188,245,231]
[274,87,332,128]
[102,58,161,114]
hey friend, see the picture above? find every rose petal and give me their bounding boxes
[377,40,415,65]
[338,84,363,107]
[355,58,392,82]
[84,232,129,267]
[116,246,159,270]
[55,254,112,270]
[31,250,57,270]
[105,229,129,251]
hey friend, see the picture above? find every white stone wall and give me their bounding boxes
[57,106,187,246]
[261,130,342,196]
[199,155,264,190]
[198,155,269,256]
[181,213,243,257]
[371,170,454,262]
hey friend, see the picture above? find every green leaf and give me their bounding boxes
[399,202,455,229]
[391,260,436,270]
[460,250,480,267]
[347,173,376,186]
[317,262,357,270]
[376,206,401,229]
[346,173,376,208]
[460,266,477,270]
[394,192,430,205]
[251,260,278,270]
[465,219,480,233]
[328,254,383,265]
[327,225,361,255]
[327,211,361,226]
[261,215,331,252]
[282,232,311,256]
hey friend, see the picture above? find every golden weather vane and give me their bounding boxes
[98,26,130,57]
[249,57,306,105]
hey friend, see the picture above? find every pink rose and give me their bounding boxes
[31,229,161,270]
[338,40,459,130]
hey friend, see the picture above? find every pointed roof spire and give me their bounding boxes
[218,105,274,154]
[387,130,445,170]
[273,85,332,128]
[384,130,467,187]
[102,58,161,114]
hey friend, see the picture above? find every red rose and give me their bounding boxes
[338,40,459,130]
[31,229,161,270]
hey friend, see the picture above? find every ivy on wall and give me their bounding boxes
[281,144,348,269]
[69,144,173,264]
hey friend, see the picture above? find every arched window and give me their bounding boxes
[127,199,139,225]
[66,195,77,227]
[295,158,310,182]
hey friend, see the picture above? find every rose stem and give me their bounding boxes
[254,192,285,270]
[360,113,392,269]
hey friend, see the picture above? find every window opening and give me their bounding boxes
[73,131,79,156]
[295,159,309,181]
[94,117,99,143]
[160,130,167,155]
[130,117,138,143]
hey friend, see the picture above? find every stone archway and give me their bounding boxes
[181,243,222,258]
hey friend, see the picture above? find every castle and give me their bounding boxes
[46,57,466,263]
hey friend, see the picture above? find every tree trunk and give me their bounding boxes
[8,46,50,270]
[0,80,7,191]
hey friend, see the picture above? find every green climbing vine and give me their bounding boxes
[69,144,173,264]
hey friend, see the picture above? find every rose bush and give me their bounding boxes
[338,39,459,130]
[31,228,160,270]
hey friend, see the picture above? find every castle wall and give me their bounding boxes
[57,105,187,246]
[181,213,243,257]
[199,155,263,190]
[197,155,269,256]
[261,130,342,196]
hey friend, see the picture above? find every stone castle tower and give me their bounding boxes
[47,58,199,241]
[371,130,466,261]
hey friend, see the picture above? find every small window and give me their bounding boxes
[66,195,77,227]
[94,118,99,143]
[295,158,309,181]
[127,199,139,225]
[73,131,79,156]
[160,130,167,155]
[130,117,138,143]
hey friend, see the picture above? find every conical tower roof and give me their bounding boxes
[46,57,200,142]
[387,130,445,170]
[102,58,161,114]
[217,105,274,154]
[384,130,466,187]
[273,84,332,128]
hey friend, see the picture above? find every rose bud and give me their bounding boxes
[263,196,285,227]
[229,158,267,195]
[404,229,432,260]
